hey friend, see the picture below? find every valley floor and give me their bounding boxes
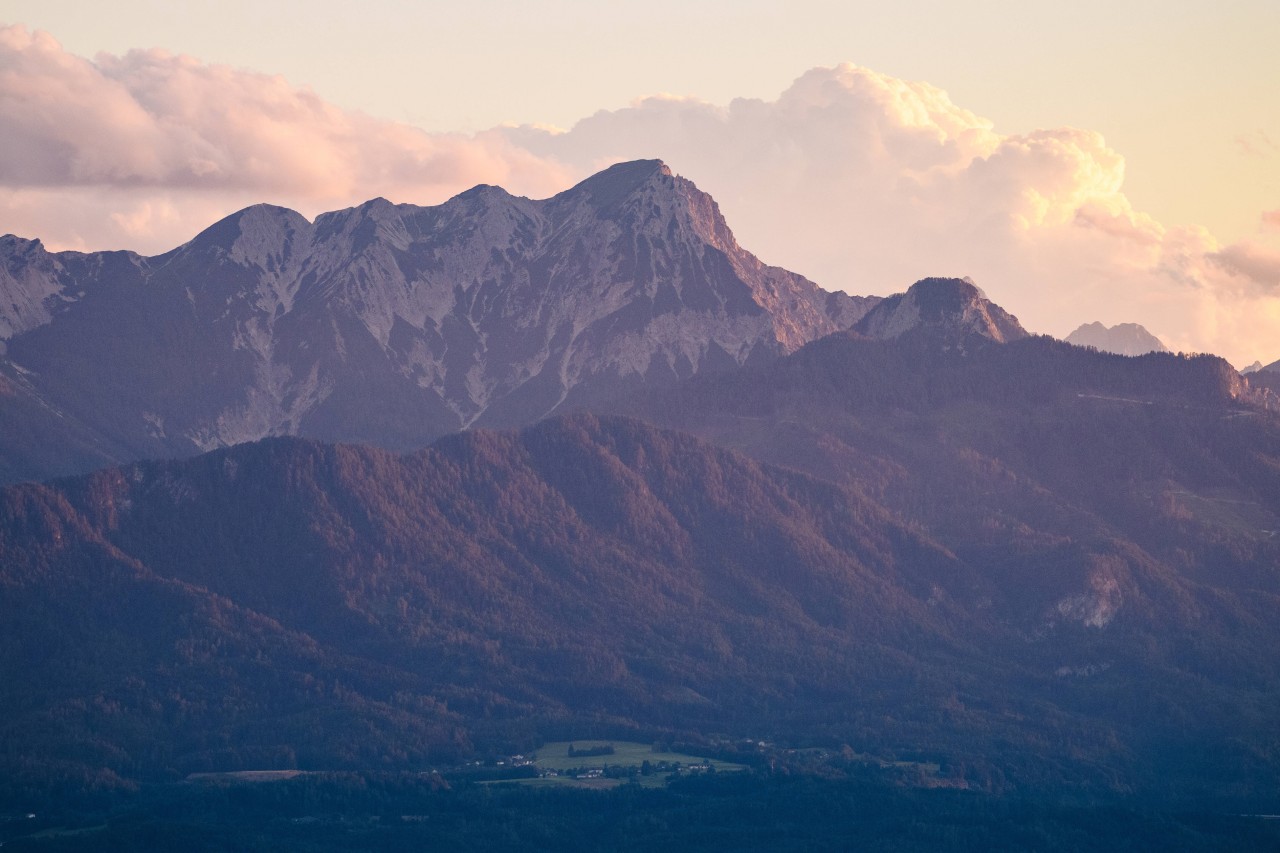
[5,767,1280,852]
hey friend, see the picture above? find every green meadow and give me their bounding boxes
[531,741,744,773]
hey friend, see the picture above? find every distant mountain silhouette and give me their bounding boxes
[1066,321,1168,356]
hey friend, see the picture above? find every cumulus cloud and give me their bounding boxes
[495,64,1280,365]
[0,25,570,250]
[0,29,1276,365]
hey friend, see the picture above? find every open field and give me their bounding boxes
[532,741,745,773]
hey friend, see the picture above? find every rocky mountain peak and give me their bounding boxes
[0,234,47,256]
[314,198,467,265]
[1065,321,1167,356]
[854,276,1029,343]
[560,158,673,211]
[451,183,521,206]
[551,160,749,281]
[227,205,313,270]
[0,234,68,340]
[172,203,313,268]
[553,159,729,241]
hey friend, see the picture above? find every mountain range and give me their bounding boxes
[3,161,1280,808]
[0,160,872,485]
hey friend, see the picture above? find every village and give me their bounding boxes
[454,741,739,789]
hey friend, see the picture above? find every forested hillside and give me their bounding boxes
[3,412,1280,805]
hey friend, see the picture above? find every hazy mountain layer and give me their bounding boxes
[1066,321,1168,355]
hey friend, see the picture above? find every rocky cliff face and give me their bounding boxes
[0,160,876,481]
[853,277,1028,343]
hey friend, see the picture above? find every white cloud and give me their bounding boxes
[497,63,1280,365]
[0,29,1276,366]
[0,25,570,250]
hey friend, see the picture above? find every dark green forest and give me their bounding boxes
[5,769,1280,852]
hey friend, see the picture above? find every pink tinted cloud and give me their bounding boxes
[0,25,570,243]
[1208,242,1280,292]
[1235,131,1278,159]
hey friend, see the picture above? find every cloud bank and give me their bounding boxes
[0,26,570,249]
[1,26,1277,365]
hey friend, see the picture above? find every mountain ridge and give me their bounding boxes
[0,160,877,484]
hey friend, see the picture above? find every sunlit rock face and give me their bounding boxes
[1065,321,1168,356]
[854,277,1029,344]
[0,160,875,482]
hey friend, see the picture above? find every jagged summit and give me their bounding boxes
[560,158,673,208]
[854,276,1028,343]
[0,234,71,339]
[162,203,315,280]
[451,183,523,205]
[0,234,45,252]
[1066,321,1167,356]
[0,159,877,482]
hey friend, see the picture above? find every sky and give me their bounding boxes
[1,0,1278,364]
